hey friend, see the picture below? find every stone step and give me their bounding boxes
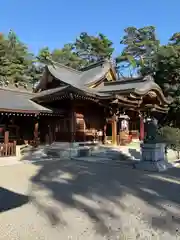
[71,156,138,166]
[51,141,99,148]
[45,141,101,158]
[45,146,91,158]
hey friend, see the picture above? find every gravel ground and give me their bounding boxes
[1,160,180,239]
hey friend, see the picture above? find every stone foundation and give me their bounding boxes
[135,143,173,172]
[45,141,100,159]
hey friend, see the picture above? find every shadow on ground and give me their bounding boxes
[0,187,29,213]
[128,148,141,160]
[24,145,180,237]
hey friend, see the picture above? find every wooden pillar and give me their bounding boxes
[34,120,39,147]
[112,114,117,145]
[71,107,76,142]
[139,114,144,141]
[48,125,53,144]
[103,123,107,144]
[83,118,86,142]
[4,131,9,144]
[45,133,50,145]
[4,131,9,156]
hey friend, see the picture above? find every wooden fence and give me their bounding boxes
[0,141,16,157]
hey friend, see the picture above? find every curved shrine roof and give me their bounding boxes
[35,61,169,106]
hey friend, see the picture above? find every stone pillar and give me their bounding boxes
[139,114,144,141]
[112,114,117,145]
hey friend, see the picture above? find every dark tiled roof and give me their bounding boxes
[78,61,113,86]
[35,60,112,100]
[96,75,169,104]
[34,60,168,106]
[32,84,111,100]
[47,60,114,87]
[0,88,52,113]
[97,75,160,93]
[47,62,81,86]
[33,86,68,99]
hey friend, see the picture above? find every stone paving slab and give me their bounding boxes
[1,161,180,239]
[0,157,22,167]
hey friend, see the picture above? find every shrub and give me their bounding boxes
[159,126,180,158]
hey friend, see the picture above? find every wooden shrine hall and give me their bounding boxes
[0,59,169,156]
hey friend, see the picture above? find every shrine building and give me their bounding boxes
[0,60,169,156]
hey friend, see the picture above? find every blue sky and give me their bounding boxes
[1,0,179,56]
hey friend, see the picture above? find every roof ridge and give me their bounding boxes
[113,75,154,85]
[50,61,81,74]
[104,77,143,86]
[32,86,69,99]
[80,59,109,72]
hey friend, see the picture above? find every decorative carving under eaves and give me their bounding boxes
[115,95,140,105]
[129,93,142,100]
[147,91,157,98]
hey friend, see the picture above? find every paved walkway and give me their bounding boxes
[1,160,180,239]
[0,156,21,167]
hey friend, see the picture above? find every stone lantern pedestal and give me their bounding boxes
[135,143,173,172]
[135,117,173,172]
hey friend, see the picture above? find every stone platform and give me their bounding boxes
[21,141,100,161]
[46,141,100,158]
[20,141,136,163]
[20,142,175,171]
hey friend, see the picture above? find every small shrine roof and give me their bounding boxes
[97,75,160,93]
[96,75,169,104]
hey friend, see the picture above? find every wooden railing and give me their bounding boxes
[0,141,16,157]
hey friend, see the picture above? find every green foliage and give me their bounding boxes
[169,32,180,45]
[0,30,114,88]
[0,30,36,87]
[146,42,180,124]
[117,27,180,126]
[37,47,52,65]
[51,44,86,69]
[159,126,180,158]
[0,33,9,85]
[153,45,180,97]
[116,26,159,77]
[74,32,114,65]
[36,32,114,70]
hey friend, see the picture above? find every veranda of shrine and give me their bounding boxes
[0,60,169,157]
